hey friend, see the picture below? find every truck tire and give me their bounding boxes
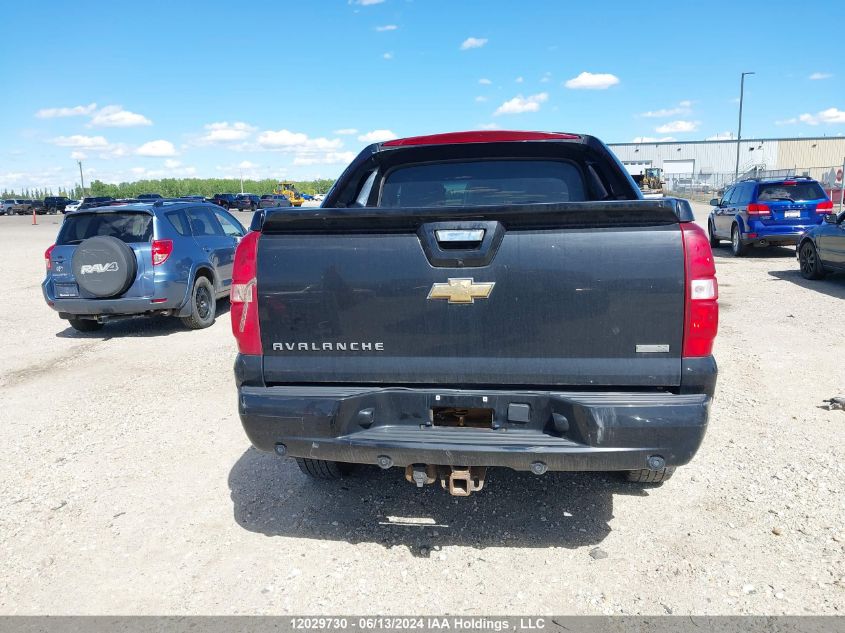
[625,467,675,483]
[798,241,826,280]
[730,225,747,257]
[295,458,354,480]
[708,220,720,247]
[180,276,216,329]
[68,318,104,332]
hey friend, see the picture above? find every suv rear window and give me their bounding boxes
[379,160,586,207]
[57,212,153,245]
[757,181,826,202]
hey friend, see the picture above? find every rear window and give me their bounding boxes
[757,181,826,202]
[165,210,189,236]
[57,212,153,245]
[379,160,586,207]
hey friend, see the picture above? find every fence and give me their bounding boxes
[661,164,845,208]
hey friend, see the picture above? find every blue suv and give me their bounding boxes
[42,200,247,332]
[708,177,833,256]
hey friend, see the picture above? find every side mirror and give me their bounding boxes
[709,198,720,207]
[824,213,838,224]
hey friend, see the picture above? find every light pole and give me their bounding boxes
[734,71,755,180]
[77,160,86,198]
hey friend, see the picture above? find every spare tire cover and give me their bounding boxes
[72,236,137,298]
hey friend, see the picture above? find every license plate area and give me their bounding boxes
[55,283,79,298]
[783,210,801,218]
[431,407,494,428]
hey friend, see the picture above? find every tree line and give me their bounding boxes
[1,177,337,200]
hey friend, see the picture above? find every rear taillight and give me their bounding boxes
[681,223,718,358]
[230,231,262,355]
[44,244,55,270]
[152,239,173,265]
[816,199,833,214]
[746,202,771,216]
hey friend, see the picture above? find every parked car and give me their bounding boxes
[137,193,163,200]
[258,194,292,209]
[797,209,845,279]
[230,130,718,495]
[1,199,26,214]
[44,196,72,214]
[77,196,116,211]
[179,195,205,201]
[64,200,82,213]
[234,194,260,211]
[708,177,833,256]
[300,193,315,201]
[31,199,46,215]
[11,199,34,215]
[43,200,247,332]
[210,193,238,210]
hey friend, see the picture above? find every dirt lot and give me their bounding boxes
[1,203,843,615]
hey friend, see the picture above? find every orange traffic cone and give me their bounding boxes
[32,208,37,225]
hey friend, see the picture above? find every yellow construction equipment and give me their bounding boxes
[274,182,304,207]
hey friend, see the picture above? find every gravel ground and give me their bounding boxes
[0,203,843,615]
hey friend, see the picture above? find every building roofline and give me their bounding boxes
[609,136,845,147]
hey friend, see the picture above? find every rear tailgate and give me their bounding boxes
[257,200,687,388]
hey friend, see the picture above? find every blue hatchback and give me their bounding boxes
[707,177,833,256]
[42,200,247,332]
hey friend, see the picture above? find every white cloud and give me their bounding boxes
[375,24,397,31]
[809,72,832,80]
[200,121,256,142]
[475,96,488,102]
[796,108,845,125]
[705,132,735,140]
[349,0,384,4]
[50,134,110,148]
[136,140,178,157]
[358,129,398,143]
[493,92,548,116]
[36,103,97,119]
[70,151,87,160]
[383,52,394,60]
[477,123,500,130]
[334,128,359,135]
[258,129,343,150]
[238,160,257,169]
[478,78,492,85]
[293,151,357,166]
[164,159,182,168]
[639,101,693,118]
[655,120,700,134]
[632,136,676,143]
[564,72,620,90]
[515,76,524,83]
[460,37,488,50]
[89,105,152,127]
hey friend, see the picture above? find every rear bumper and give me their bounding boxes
[237,361,715,472]
[42,279,187,317]
[743,222,818,245]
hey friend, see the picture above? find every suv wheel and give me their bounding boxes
[798,240,826,280]
[708,220,720,247]
[295,458,355,479]
[68,318,103,332]
[181,276,216,329]
[731,225,747,257]
[625,467,675,483]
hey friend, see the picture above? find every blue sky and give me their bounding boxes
[3,0,843,191]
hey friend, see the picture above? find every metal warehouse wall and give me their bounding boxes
[609,137,845,175]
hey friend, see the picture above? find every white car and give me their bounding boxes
[64,199,82,213]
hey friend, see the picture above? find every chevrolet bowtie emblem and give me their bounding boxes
[427,278,495,304]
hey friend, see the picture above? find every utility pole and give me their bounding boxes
[77,160,86,198]
[734,71,755,180]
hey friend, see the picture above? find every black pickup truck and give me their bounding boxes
[230,131,718,496]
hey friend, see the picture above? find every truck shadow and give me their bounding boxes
[228,447,652,556]
[54,300,231,339]
[768,269,845,300]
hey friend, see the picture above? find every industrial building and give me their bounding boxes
[608,136,845,194]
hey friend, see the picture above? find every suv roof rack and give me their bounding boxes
[740,175,814,183]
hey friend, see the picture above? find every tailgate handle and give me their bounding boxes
[435,229,485,246]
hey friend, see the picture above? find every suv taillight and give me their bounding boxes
[152,239,173,265]
[746,202,771,216]
[681,223,718,358]
[816,200,833,214]
[230,231,262,355]
[44,244,55,270]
